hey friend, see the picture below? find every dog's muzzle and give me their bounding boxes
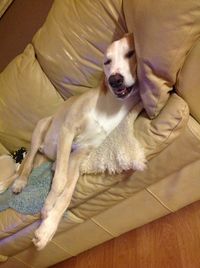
[108,74,124,89]
[108,73,135,99]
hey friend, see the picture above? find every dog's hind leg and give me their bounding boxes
[33,149,88,250]
[12,117,52,193]
[41,125,75,218]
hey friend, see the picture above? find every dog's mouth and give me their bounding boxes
[113,84,135,99]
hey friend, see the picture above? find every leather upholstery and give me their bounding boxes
[124,0,200,118]
[176,40,200,122]
[0,44,63,151]
[0,0,200,266]
[32,0,126,98]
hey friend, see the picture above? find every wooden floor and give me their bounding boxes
[52,201,200,268]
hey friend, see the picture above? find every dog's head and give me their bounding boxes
[103,33,137,99]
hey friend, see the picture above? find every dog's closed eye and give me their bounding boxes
[125,50,135,59]
[104,59,112,65]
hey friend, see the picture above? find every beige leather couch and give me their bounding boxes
[0,0,200,267]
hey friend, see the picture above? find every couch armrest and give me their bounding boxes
[135,93,189,159]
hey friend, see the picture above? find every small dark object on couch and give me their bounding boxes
[11,147,27,164]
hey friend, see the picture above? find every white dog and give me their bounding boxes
[7,33,141,250]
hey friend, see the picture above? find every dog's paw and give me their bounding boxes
[33,220,56,250]
[12,178,27,194]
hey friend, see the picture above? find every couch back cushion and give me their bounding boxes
[176,39,200,123]
[0,44,63,151]
[32,0,126,99]
[123,0,200,118]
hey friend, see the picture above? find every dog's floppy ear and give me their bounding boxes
[124,32,134,38]
[103,75,109,94]
[100,75,108,95]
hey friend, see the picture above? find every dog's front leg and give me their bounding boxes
[33,149,88,250]
[42,125,74,218]
[12,117,52,193]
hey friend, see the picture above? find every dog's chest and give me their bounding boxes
[72,108,125,151]
[72,116,106,151]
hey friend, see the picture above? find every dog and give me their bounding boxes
[8,33,140,250]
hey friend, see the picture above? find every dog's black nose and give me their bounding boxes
[108,74,124,88]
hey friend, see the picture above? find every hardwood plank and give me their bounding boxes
[51,201,200,268]
[77,240,114,268]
